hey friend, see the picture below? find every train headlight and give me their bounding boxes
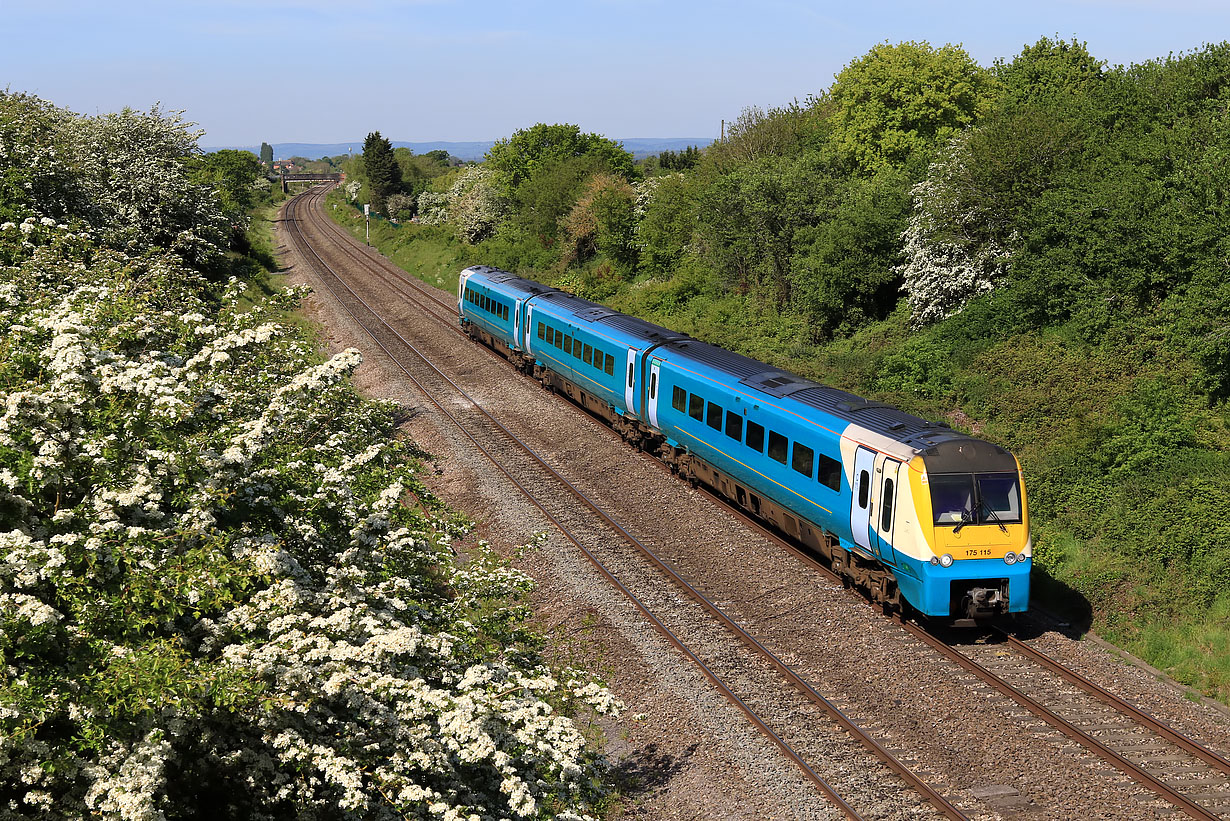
[939,553,954,568]
[1004,551,1018,565]
[929,556,939,566]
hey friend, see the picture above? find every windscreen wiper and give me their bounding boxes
[980,501,1009,533]
[953,507,973,534]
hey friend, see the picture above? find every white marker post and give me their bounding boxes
[364,203,370,245]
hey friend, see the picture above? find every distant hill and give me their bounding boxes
[204,138,715,162]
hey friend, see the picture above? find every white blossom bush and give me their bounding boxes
[0,92,229,270]
[0,94,620,821]
[446,166,508,244]
[896,133,1013,327]
[416,192,451,226]
[384,193,417,221]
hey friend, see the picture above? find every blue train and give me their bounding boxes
[458,265,1030,621]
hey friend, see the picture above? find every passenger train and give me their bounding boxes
[457,265,1030,622]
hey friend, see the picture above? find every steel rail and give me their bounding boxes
[898,620,1222,821]
[284,188,887,821]
[994,628,1230,778]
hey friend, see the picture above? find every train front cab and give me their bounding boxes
[905,443,1031,622]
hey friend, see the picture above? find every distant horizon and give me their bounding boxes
[202,137,718,163]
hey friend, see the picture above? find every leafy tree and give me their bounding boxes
[635,172,700,276]
[506,154,606,250]
[485,123,634,190]
[259,141,273,165]
[996,36,1105,105]
[559,172,637,269]
[424,149,450,163]
[788,167,911,336]
[708,103,826,170]
[362,130,399,214]
[191,149,264,215]
[829,41,1000,172]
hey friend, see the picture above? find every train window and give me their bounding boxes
[817,454,841,492]
[649,372,657,398]
[706,402,723,431]
[673,386,686,412]
[768,431,788,465]
[554,329,563,348]
[881,479,895,530]
[584,344,592,364]
[537,322,545,340]
[483,295,490,312]
[604,354,614,375]
[725,410,742,441]
[792,442,814,477]
[575,338,583,358]
[592,347,602,368]
[501,304,508,320]
[746,421,765,452]
[858,470,870,508]
[688,393,704,421]
[563,334,572,354]
[627,363,634,387]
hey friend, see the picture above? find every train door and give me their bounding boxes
[851,446,875,554]
[525,305,536,356]
[624,349,637,413]
[870,455,902,565]
[512,298,523,351]
[647,359,662,429]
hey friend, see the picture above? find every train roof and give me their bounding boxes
[465,266,1015,471]
[662,338,1014,470]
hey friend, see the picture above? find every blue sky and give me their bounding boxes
[4,1,1228,148]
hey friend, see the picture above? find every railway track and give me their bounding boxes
[282,187,966,821]
[281,185,1230,819]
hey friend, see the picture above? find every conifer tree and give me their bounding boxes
[362,131,399,214]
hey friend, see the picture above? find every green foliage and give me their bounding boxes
[485,123,634,190]
[995,36,1105,105]
[829,40,1000,172]
[259,141,273,166]
[188,149,267,248]
[559,172,637,270]
[635,172,701,277]
[788,167,911,337]
[657,145,701,171]
[506,154,607,252]
[707,103,827,169]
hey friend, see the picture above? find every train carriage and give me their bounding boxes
[457,265,1030,622]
